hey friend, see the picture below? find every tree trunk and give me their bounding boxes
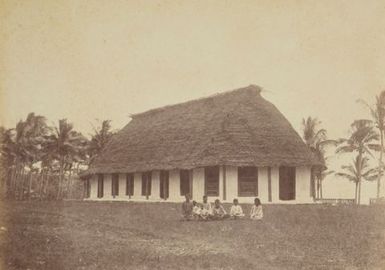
[357,150,363,205]
[358,178,362,205]
[377,130,384,198]
[355,182,358,204]
[3,168,11,198]
[43,172,49,199]
[28,168,33,200]
[12,167,18,199]
[67,168,73,199]
[13,159,23,199]
[320,179,323,199]
[7,167,16,199]
[10,164,19,199]
[19,167,26,200]
[57,157,64,200]
[38,169,45,200]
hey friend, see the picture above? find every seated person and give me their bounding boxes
[250,198,263,220]
[192,200,202,220]
[181,194,193,221]
[212,199,229,220]
[200,195,212,219]
[229,198,245,219]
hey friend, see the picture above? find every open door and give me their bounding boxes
[279,167,296,200]
[160,170,169,200]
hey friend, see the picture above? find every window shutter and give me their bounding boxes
[238,167,258,197]
[204,166,219,196]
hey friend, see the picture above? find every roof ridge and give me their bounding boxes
[131,84,262,118]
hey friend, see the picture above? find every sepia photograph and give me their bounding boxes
[0,0,385,269]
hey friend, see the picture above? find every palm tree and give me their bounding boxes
[336,156,380,203]
[44,119,88,199]
[0,113,49,199]
[22,113,49,199]
[88,120,114,164]
[0,126,9,196]
[301,117,336,198]
[316,166,335,199]
[359,91,385,198]
[0,127,19,198]
[336,119,379,204]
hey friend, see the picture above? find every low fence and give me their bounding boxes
[1,169,85,200]
[369,198,385,205]
[315,198,355,205]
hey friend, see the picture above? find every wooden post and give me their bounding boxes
[28,170,33,200]
[268,167,272,202]
[189,170,193,199]
[222,166,226,201]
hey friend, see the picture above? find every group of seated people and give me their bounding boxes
[181,194,263,221]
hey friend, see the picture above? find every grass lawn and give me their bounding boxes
[0,201,385,270]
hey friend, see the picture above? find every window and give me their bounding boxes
[112,173,119,197]
[238,167,258,197]
[141,172,152,197]
[279,167,296,200]
[126,173,134,196]
[97,174,104,198]
[205,166,219,196]
[160,170,169,199]
[180,170,191,196]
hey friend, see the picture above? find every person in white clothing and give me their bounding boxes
[250,198,263,220]
[192,200,202,220]
[200,195,212,220]
[230,198,245,219]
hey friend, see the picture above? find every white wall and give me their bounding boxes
[258,167,269,203]
[168,169,182,201]
[151,170,161,200]
[269,166,313,204]
[89,175,98,199]
[103,174,112,199]
[226,166,238,202]
[132,172,142,200]
[295,166,313,203]
[118,173,127,198]
[218,166,224,201]
[85,166,315,204]
[270,167,280,203]
[192,168,205,202]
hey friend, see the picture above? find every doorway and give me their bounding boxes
[279,167,296,200]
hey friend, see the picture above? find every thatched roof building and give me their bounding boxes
[83,85,321,204]
[86,85,320,175]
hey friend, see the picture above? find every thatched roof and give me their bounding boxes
[85,85,322,176]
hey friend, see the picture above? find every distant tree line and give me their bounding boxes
[0,115,114,200]
[302,91,385,204]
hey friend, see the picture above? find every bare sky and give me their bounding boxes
[1,0,385,201]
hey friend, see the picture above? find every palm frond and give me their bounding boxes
[335,172,357,182]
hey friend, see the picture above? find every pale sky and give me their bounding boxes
[1,0,385,202]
